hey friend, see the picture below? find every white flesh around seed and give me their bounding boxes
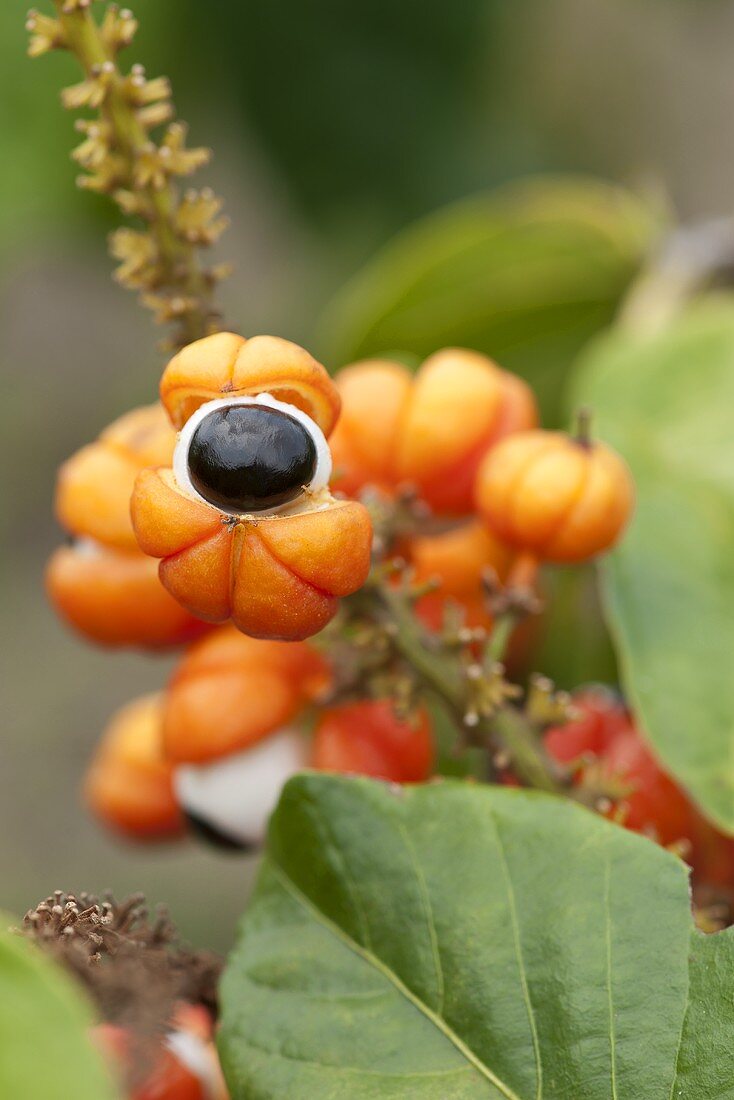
[174,726,309,848]
[165,1030,222,1099]
[172,393,332,517]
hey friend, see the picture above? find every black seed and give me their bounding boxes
[187,404,317,513]
[184,810,257,853]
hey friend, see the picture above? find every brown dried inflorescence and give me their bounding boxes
[20,891,222,1077]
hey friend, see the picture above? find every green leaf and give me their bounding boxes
[220,773,728,1099]
[0,918,118,1100]
[318,177,661,422]
[575,299,734,831]
[675,926,734,1098]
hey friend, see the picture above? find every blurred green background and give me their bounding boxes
[2,0,734,951]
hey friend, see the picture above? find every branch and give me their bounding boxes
[371,579,569,796]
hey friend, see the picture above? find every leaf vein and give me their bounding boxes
[604,855,618,1100]
[230,1026,477,1079]
[269,860,522,1099]
[300,790,374,951]
[487,807,543,1100]
[396,819,445,1016]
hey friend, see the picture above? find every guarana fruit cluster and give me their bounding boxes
[48,330,644,853]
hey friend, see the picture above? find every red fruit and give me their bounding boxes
[600,728,697,848]
[543,687,627,765]
[92,1025,205,1100]
[545,690,734,884]
[692,826,734,889]
[311,700,434,783]
[601,729,734,887]
[133,1047,205,1100]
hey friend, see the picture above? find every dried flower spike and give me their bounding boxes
[29,1,231,349]
[20,890,224,1095]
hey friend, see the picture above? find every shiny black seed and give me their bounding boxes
[187,404,317,513]
[184,810,256,853]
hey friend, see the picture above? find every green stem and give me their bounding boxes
[484,612,517,665]
[377,585,459,701]
[490,708,563,794]
[376,584,565,795]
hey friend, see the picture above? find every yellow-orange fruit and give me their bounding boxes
[85,694,184,840]
[408,520,512,632]
[475,429,635,563]
[50,403,205,649]
[132,468,372,642]
[329,360,413,498]
[55,404,175,551]
[46,544,209,649]
[410,519,512,598]
[162,625,329,763]
[329,350,537,515]
[159,332,341,435]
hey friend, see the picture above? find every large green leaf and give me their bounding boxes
[676,926,734,1098]
[318,177,661,421]
[575,299,734,831]
[0,919,118,1100]
[220,774,730,1099]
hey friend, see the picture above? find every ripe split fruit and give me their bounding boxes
[131,333,373,641]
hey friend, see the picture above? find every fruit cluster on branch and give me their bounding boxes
[29,6,654,877]
[46,333,637,852]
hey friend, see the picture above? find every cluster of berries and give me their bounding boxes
[543,690,734,889]
[47,332,635,850]
[85,629,434,849]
